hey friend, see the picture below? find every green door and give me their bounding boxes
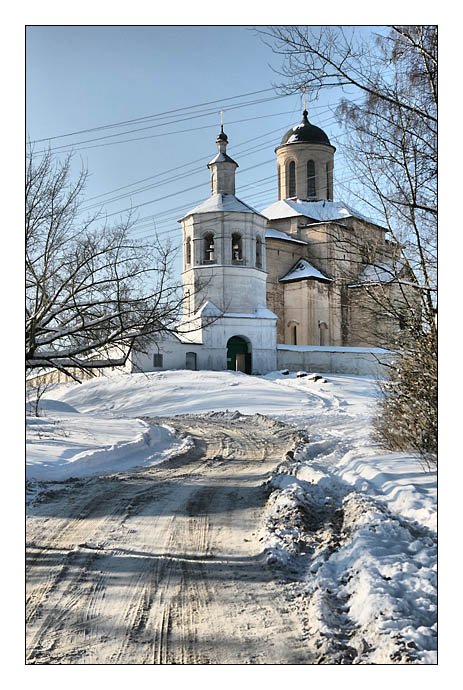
[227,336,250,373]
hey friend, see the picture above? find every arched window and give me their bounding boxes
[287,161,296,198]
[277,164,282,199]
[232,233,243,263]
[256,236,262,268]
[292,325,297,345]
[185,237,192,265]
[203,233,215,263]
[326,162,333,200]
[185,289,191,316]
[307,160,316,198]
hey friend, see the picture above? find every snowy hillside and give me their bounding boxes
[26,369,437,663]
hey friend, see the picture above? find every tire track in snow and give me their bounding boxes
[26,413,314,664]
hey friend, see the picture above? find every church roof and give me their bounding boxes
[196,300,223,317]
[348,261,411,288]
[208,151,238,167]
[261,198,371,224]
[265,228,308,245]
[279,258,332,284]
[180,193,264,220]
[279,110,333,148]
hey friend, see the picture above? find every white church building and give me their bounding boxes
[132,111,406,377]
[133,123,278,375]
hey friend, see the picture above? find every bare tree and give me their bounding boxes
[261,25,437,461]
[26,149,186,382]
[26,376,54,417]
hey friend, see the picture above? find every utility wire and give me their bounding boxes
[79,108,346,212]
[125,160,356,232]
[35,94,291,154]
[29,87,280,143]
[29,87,344,144]
[34,106,298,156]
[81,124,291,204]
[126,167,374,241]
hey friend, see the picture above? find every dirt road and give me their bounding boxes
[26,413,315,664]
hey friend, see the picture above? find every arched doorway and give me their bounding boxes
[227,336,252,374]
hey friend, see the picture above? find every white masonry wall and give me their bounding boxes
[132,312,278,375]
[276,345,394,376]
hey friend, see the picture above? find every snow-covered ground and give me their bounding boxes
[26,399,191,482]
[27,369,437,664]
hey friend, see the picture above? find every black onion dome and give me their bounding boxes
[216,125,228,143]
[280,109,331,146]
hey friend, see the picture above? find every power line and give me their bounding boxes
[28,87,280,143]
[126,168,376,242]
[81,124,291,205]
[79,108,346,212]
[35,95,291,155]
[125,160,357,234]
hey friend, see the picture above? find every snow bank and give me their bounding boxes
[43,372,435,532]
[30,369,436,663]
[26,409,191,481]
[335,453,437,532]
[43,370,329,419]
[262,458,437,664]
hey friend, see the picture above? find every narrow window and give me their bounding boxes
[185,352,197,370]
[204,233,215,262]
[287,161,296,198]
[256,236,262,268]
[319,321,328,346]
[277,164,281,199]
[153,353,163,368]
[185,289,191,316]
[292,325,297,345]
[232,233,243,262]
[307,160,316,198]
[326,162,333,200]
[186,237,192,265]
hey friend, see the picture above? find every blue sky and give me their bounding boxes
[26,25,366,274]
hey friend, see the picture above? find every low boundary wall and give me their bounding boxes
[276,345,395,376]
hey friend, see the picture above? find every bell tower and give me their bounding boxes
[179,125,269,316]
[175,120,277,375]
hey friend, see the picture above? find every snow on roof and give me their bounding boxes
[261,199,371,223]
[276,344,390,353]
[180,193,263,220]
[279,258,332,284]
[207,151,238,167]
[349,261,406,287]
[265,228,308,245]
[222,305,278,320]
[196,300,223,317]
